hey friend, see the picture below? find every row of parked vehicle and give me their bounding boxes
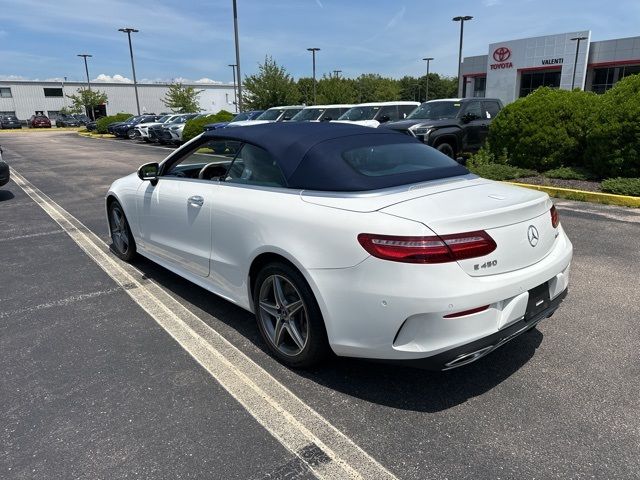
[96,96,504,158]
[0,113,93,129]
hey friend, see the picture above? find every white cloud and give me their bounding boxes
[385,6,406,30]
[194,77,223,84]
[92,74,132,83]
[0,74,28,81]
[483,0,501,6]
[315,0,323,8]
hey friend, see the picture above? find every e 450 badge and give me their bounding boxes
[474,260,497,271]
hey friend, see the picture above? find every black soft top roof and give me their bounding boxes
[202,122,468,191]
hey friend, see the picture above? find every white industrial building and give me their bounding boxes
[462,31,640,104]
[0,80,238,121]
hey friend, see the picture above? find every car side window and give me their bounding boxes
[377,105,399,123]
[463,102,482,121]
[165,139,242,180]
[482,101,501,119]
[225,143,286,188]
[398,105,417,119]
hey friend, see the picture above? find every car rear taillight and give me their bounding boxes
[443,305,490,318]
[357,231,497,264]
[550,205,560,228]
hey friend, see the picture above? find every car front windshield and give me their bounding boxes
[157,115,171,123]
[231,112,251,122]
[291,108,323,121]
[338,106,380,121]
[407,101,462,120]
[256,109,283,121]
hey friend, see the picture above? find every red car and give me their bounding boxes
[29,115,52,128]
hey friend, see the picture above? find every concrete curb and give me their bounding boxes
[508,182,640,208]
[77,132,116,139]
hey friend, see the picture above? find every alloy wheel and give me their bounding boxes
[258,274,309,356]
[110,206,130,254]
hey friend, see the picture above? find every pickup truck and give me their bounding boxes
[380,98,502,160]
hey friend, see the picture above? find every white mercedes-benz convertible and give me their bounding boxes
[106,123,572,369]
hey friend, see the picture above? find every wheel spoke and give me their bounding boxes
[273,318,285,346]
[285,299,303,317]
[272,276,286,308]
[259,300,279,318]
[286,322,305,350]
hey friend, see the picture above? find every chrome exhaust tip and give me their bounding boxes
[442,345,495,370]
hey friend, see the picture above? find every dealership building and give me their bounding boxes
[461,31,640,104]
[0,80,237,121]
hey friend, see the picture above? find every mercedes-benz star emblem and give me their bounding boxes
[527,225,539,247]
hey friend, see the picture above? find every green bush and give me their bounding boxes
[601,177,640,197]
[182,110,235,143]
[488,87,598,171]
[543,166,596,181]
[585,75,640,178]
[96,113,133,134]
[467,162,537,181]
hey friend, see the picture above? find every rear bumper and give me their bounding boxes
[389,288,568,370]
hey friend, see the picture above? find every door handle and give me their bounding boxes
[187,195,204,207]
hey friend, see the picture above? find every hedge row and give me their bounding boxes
[182,110,235,143]
[486,74,640,178]
[96,113,133,134]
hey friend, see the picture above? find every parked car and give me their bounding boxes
[0,145,9,187]
[289,105,354,122]
[106,122,572,369]
[151,113,198,144]
[380,98,503,159]
[85,120,98,132]
[72,114,92,125]
[334,101,419,128]
[203,110,265,131]
[28,115,52,128]
[135,114,180,142]
[55,115,81,127]
[0,115,22,129]
[112,115,162,139]
[107,116,136,135]
[228,106,304,127]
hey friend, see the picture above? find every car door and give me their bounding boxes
[460,101,485,151]
[137,138,239,277]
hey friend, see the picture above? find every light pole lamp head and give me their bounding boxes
[570,36,588,41]
[118,27,139,33]
[452,15,473,21]
[77,54,93,58]
[228,64,237,67]
[307,47,321,52]
[422,57,434,62]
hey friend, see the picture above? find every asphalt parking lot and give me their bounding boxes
[1,130,639,480]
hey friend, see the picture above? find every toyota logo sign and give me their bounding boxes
[493,47,511,62]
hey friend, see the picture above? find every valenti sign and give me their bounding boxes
[490,47,513,69]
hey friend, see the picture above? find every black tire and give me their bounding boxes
[253,262,330,368]
[127,129,136,140]
[108,201,136,262]
[436,142,455,158]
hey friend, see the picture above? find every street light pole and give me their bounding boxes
[118,27,141,115]
[307,47,320,104]
[570,36,588,90]
[333,69,342,79]
[422,57,434,101]
[228,64,238,112]
[77,54,92,91]
[232,0,243,112]
[452,16,473,97]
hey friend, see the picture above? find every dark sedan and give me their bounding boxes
[0,115,22,129]
[55,115,81,127]
[112,115,160,139]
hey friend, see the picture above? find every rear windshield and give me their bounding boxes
[342,142,460,177]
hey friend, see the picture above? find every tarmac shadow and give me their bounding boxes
[0,190,15,202]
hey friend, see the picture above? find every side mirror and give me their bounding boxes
[379,115,391,123]
[461,113,476,124]
[137,162,159,184]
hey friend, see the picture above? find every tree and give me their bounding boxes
[354,74,400,103]
[297,77,314,105]
[316,75,358,104]
[398,74,458,102]
[59,105,82,115]
[66,88,108,119]
[242,56,299,109]
[162,83,202,113]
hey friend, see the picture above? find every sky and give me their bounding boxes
[0,0,639,84]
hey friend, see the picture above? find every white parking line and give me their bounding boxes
[10,168,399,480]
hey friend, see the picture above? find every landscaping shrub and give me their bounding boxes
[543,166,596,181]
[487,87,598,171]
[96,113,133,134]
[601,177,640,197]
[182,110,235,143]
[585,75,640,178]
[467,162,537,181]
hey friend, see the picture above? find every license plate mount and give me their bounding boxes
[525,282,551,321]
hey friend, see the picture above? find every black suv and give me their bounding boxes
[0,115,22,129]
[381,98,502,160]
